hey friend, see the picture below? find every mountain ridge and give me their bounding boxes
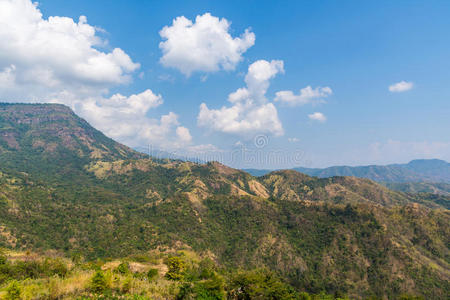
[244,158,450,183]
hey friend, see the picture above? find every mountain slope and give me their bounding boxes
[0,103,144,180]
[385,182,450,196]
[0,103,449,299]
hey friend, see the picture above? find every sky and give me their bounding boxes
[0,0,449,169]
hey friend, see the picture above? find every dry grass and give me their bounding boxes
[0,248,189,299]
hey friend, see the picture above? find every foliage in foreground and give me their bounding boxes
[0,249,427,300]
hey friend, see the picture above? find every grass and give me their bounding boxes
[0,249,182,299]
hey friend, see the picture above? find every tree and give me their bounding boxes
[166,256,186,281]
[228,269,298,300]
[116,262,130,274]
[90,270,108,293]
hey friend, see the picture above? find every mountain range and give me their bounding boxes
[244,159,450,182]
[244,159,450,197]
[0,103,449,299]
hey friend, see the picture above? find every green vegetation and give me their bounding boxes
[90,270,109,294]
[146,268,158,281]
[5,281,20,300]
[0,104,448,299]
[0,249,385,299]
[166,256,186,281]
[384,181,450,197]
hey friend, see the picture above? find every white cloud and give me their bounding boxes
[197,60,284,137]
[0,0,139,99]
[288,137,300,143]
[159,13,255,76]
[0,0,197,151]
[308,112,326,122]
[176,126,193,143]
[389,81,413,93]
[275,86,332,106]
[66,90,193,149]
[0,64,16,88]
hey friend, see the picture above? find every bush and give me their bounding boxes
[90,270,108,293]
[165,256,185,281]
[43,258,69,277]
[147,268,158,281]
[299,292,312,300]
[6,280,21,300]
[196,273,226,300]
[121,276,133,293]
[115,262,129,275]
[0,249,7,265]
[228,269,298,300]
[177,273,226,300]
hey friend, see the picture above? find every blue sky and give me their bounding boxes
[1,0,449,168]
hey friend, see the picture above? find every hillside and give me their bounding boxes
[244,160,450,199]
[0,104,449,299]
[385,182,450,197]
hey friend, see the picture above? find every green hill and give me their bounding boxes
[0,103,449,299]
[384,182,450,196]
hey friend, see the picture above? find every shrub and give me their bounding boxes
[0,249,7,265]
[165,256,185,281]
[147,268,158,281]
[90,270,108,293]
[299,292,312,300]
[115,262,129,275]
[228,269,298,300]
[177,275,225,300]
[6,280,21,300]
[121,276,133,293]
[196,273,226,300]
[43,258,69,277]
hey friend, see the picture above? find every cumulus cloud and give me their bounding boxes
[275,86,332,106]
[176,126,193,143]
[159,13,255,76]
[0,0,139,99]
[66,90,193,149]
[389,81,413,92]
[198,60,284,137]
[308,112,326,122]
[0,0,196,150]
[0,64,16,88]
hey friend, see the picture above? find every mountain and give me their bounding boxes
[0,104,449,299]
[384,182,450,197]
[0,103,145,182]
[244,159,450,183]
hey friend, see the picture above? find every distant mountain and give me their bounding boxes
[0,103,449,299]
[384,181,450,196]
[244,159,450,183]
